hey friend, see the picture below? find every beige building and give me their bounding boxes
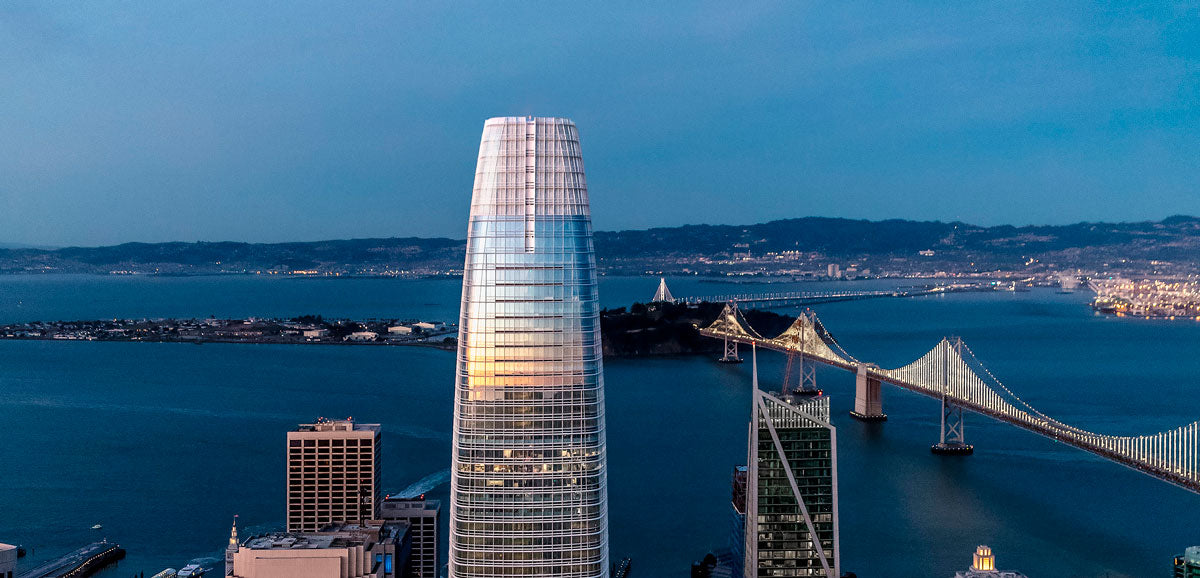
[0,543,16,578]
[288,419,381,532]
[227,522,409,578]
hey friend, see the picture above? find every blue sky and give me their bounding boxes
[1,2,1197,246]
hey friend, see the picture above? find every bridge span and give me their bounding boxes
[699,302,1200,494]
[678,283,987,308]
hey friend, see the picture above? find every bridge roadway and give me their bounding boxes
[699,303,1200,495]
[17,542,124,578]
[679,283,986,307]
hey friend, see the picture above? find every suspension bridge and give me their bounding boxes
[699,302,1200,494]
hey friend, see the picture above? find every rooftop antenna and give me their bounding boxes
[751,342,758,390]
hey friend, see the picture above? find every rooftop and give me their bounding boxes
[245,533,345,550]
[295,418,381,433]
[243,522,407,551]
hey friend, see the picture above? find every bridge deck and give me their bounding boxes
[699,313,1200,495]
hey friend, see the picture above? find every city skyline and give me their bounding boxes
[2,3,1199,246]
[1,4,1198,577]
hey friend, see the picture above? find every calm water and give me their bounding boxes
[1,275,1198,577]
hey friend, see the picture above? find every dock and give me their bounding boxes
[17,542,125,578]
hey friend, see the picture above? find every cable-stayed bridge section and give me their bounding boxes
[699,302,1200,495]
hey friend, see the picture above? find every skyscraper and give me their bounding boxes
[450,117,609,578]
[743,347,839,578]
[744,389,839,578]
[287,418,382,532]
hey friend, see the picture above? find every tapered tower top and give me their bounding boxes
[471,116,590,220]
[484,115,575,126]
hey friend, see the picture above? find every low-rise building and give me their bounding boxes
[411,322,440,331]
[303,329,330,339]
[386,326,412,335]
[228,522,410,578]
[0,543,16,578]
[346,331,378,342]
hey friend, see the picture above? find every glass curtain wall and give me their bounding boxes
[450,117,610,578]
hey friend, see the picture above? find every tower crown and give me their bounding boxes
[228,515,239,548]
[971,545,995,571]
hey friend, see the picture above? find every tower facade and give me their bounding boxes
[287,418,381,532]
[450,117,609,578]
[380,497,441,578]
[744,389,839,578]
[226,515,239,576]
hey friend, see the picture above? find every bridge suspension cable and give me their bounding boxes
[696,303,1200,494]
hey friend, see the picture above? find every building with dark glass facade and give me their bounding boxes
[744,390,838,578]
[1176,547,1200,578]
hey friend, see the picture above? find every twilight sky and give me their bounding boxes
[1,2,1197,246]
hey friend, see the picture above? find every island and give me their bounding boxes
[0,302,799,359]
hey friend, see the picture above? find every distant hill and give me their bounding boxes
[0,237,465,275]
[594,215,1200,275]
[594,215,1200,260]
[0,216,1196,276]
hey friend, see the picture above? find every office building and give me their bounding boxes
[744,388,839,577]
[288,418,382,532]
[1176,546,1200,578]
[952,545,1027,578]
[380,497,440,578]
[729,466,747,578]
[0,543,15,578]
[449,117,610,577]
[227,521,409,578]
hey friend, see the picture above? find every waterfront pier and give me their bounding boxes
[17,542,125,578]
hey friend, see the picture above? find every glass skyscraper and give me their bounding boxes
[450,117,609,578]
[745,389,839,578]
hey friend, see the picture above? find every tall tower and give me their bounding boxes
[744,346,839,578]
[225,515,239,576]
[287,418,381,532]
[450,117,610,578]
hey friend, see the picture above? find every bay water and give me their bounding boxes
[0,275,1197,577]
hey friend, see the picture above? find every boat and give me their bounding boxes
[178,564,205,577]
[90,524,103,530]
[151,569,179,578]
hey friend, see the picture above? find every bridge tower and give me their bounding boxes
[782,312,819,395]
[719,335,742,363]
[849,363,887,421]
[717,301,744,364]
[932,338,973,455]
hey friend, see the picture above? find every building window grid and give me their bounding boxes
[452,118,607,577]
